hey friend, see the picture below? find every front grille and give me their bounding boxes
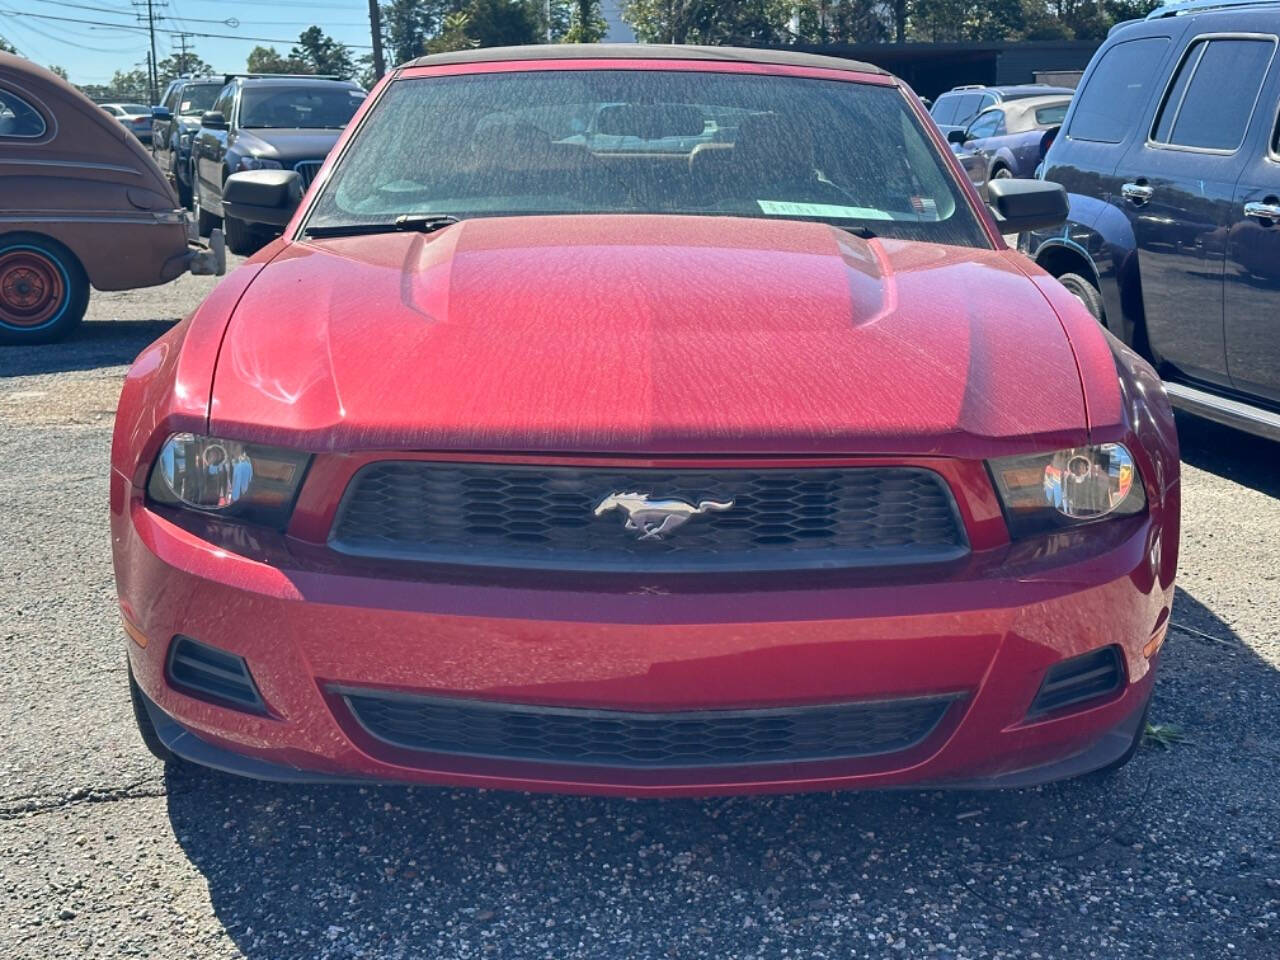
[293,160,322,188]
[339,689,957,768]
[330,463,967,571]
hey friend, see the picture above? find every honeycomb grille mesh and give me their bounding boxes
[341,691,956,768]
[330,463,966,571]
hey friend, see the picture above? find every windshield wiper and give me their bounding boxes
[304,215,461,238]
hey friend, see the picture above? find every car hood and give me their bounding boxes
[211,215,1088,457]
[235,127,344,161]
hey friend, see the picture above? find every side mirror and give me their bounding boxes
[151,105,172,120]
[986,178,1068,233]
[947,128,969,145]
[223,170,303,227]
[200,110,227,130]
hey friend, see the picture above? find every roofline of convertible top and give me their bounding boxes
[399,44,889,79]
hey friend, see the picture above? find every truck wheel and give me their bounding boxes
[1057,272,1104,323]
[0,234,90,345]
[192,164,220,237]
[223,215,262,256]
[176,167,193,208]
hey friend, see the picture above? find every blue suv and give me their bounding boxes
[1024,0,1280,440]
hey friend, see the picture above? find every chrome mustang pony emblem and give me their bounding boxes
[593,492,735,541]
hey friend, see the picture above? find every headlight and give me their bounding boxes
[238,156,283,171]
[147,433,310,529]
[989,443,1145,538]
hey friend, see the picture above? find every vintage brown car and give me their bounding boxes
[1,54,223,344]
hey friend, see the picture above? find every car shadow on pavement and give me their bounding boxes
[1175,411,1280,498]
[1,319,176,378]
[162,585,1278,959]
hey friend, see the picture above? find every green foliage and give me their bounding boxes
[47,65,69,80]
[565,0,608,43]
[792,1,889,43]
[623,0,793,45]
[426,12,480,53]
[156,52,215,84]
[247,45,310,75]
[292,26,357,79]
[0,35,16,55]
[465,0,542,47]
[910,0,1024,42]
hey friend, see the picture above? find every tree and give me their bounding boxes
[792,1,888,43]
[291,26,356,78]
[107,68,151,100]
[156,52,214,85]
[623,0,792,45]
[382,0,463,64]
[564,0,608,42]
[48,65,69,80]
[426,11,479,52]
[464,0,541,47]
[911,0,1023,41]
[247,45,310,74]
[1,35,17,54]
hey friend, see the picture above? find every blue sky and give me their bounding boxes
[1,0,382,86]
[2,1,634,87]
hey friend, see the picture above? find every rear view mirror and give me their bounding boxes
[200,110,226,130]
[986,179,1068,233]
[223,170,303,227]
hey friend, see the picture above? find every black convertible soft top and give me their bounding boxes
[402,43,888,78]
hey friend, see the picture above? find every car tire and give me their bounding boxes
[0,233,91,345]
[192,164,220,237]
[1057,272,1104,323]
[223,215,262,256]
[128,663,177,764]
[991,165,1013,180]
[176,163,193,209]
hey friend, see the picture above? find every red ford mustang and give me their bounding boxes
[111,46,1180,795]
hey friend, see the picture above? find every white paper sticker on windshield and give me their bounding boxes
[756,200,893,221]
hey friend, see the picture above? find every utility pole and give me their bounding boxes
[175,32,191,75]
[133,0,166,103]
[367,0,385,80]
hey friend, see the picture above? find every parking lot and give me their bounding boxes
[1,265,1277,959]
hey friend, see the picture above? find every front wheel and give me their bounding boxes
[191,163,220,237]
[223,215,264,256]
[128,663,177,764]
[0,234,90,345]
[1057,272,1104,323]
[991,165,1013,181]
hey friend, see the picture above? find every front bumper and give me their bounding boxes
[114,477,1172,796]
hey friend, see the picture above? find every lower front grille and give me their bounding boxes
[338,689,958,768]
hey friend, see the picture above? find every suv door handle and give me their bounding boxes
[1244,199,1280,222]
[1121,182,1154,203]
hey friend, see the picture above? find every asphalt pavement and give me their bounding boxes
[1,265,1277,959]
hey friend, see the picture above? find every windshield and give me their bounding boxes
[306,70,988,247]
[179,84,221,116]
[241,86,365,129]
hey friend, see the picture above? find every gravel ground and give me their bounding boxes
[1,268,1277,959]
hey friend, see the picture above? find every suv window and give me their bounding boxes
[211,84,235,122]
[0,89,46,138]
[1152,37,1276,151]
[953,93,986,127]
[163,83,181,112]
[1069,37,1170,143]
[931,94,961,125]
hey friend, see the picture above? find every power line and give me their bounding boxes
[0,8,374,46]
